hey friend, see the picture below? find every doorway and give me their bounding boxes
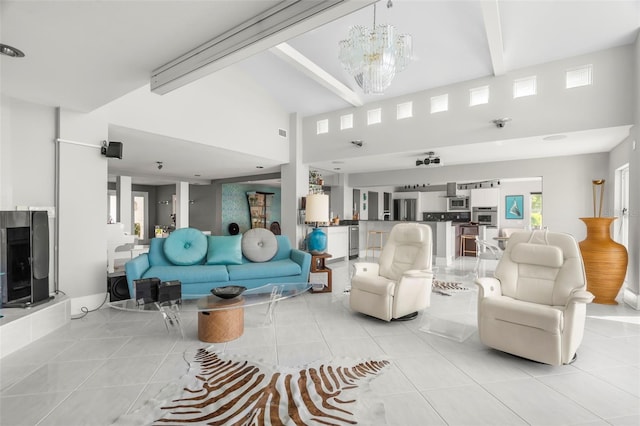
[614,163,629,286]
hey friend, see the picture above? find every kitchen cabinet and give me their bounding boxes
[420,191,447,212]
[325,226,348,261]
[471,188,499,207]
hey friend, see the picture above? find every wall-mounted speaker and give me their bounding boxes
[107,273,130,301]
[101,141,123,159]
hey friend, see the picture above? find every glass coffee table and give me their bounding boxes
[109,282,311,342]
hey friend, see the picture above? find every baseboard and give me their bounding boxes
[623,289,640,310]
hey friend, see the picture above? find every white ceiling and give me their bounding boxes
[2,1,639,185]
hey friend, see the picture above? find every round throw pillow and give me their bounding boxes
[241,228,278,262]
[163,228,207,266]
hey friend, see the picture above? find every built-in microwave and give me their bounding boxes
[472,207,498,226]
[447,196,469,211]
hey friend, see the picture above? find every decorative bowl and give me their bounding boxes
[211,285,246,299]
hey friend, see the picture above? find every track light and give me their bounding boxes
[493,117,512,128]
[416,151,441,167]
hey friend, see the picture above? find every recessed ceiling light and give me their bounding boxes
[542,134,567,141]
[332,160,344,164]
[194,174,201,177]
[0,44,25,58]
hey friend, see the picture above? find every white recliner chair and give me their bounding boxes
[475,230,594,365]
[350,223,433,322]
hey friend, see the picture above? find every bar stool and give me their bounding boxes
[460,234,476,257]
[366,230,387,259]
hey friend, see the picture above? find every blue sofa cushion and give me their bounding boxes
[148,238,171,266]
[241,228,278,262]
[143,265,229,284]
[272,235,292,261]
[206,235,242,265]
[163,228,207,266]
[227,259,302,281]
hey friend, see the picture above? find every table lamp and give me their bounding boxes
[305,193,329,254]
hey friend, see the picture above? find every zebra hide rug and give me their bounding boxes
[114,348,390,425]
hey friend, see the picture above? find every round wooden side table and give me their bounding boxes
[198,297,244,343]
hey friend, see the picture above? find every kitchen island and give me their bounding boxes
[359,220,455,266]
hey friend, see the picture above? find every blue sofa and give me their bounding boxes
[125,229,311,298]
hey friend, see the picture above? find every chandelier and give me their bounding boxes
[338,1,412,94]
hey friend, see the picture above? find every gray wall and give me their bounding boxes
[189,184,216,232]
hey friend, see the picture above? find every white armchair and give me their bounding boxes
[475,230,594,365]
[350,223,433,322]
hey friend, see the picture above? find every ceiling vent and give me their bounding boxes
[278,128,287,138]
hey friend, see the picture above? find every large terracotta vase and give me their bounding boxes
[579,217,628,304]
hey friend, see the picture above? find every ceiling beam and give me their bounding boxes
[150,0,377,95]
[270,43,363,107]
[481,0,506,76]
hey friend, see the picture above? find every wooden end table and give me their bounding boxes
[310,253,332,293]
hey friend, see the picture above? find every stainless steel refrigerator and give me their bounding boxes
[393,198,417,221]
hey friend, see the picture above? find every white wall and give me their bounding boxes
[0,96,57,292]
[497,179,542,229]
[0,97,56,209]
[349,153,608,240]
[620,33,640,307]
[104,65,290,163]
[57,108,108,314]
[303,46,634,163]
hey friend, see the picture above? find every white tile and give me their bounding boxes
[0,362,40,392]
[589,365,640,397]
[442,349,533,383]
[395,353,474,390]
[277,341,332,366]
[149,353,193,383]
[0,391,69,426]
[369,363,416,395]
[275,322,324,345]
[607,414,640,425]
[1,338,74,366]
[38,384,144,425]
[375,333,438,357]
[539,372,640,418]
[483,378,600,425]
[325,337,386,358]
[2,258,639,425]
[226,325,276,349]
[423,384,528,425]
[4,359,104,395]
[318,319,370,340]
[111,335,178,358]
[81,355,166,389]
[360,317,413,337]
[52,336,131,361]
[381,391,446,425]
[223,345,278,365]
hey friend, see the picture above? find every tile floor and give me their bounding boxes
[1,257,639,425]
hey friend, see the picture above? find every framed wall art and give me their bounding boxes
[505,195,524,219]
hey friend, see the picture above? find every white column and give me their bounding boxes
[176,181,189,229]
[116,175,132,233]
[281,113,308,249]
[57,107,108,315]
